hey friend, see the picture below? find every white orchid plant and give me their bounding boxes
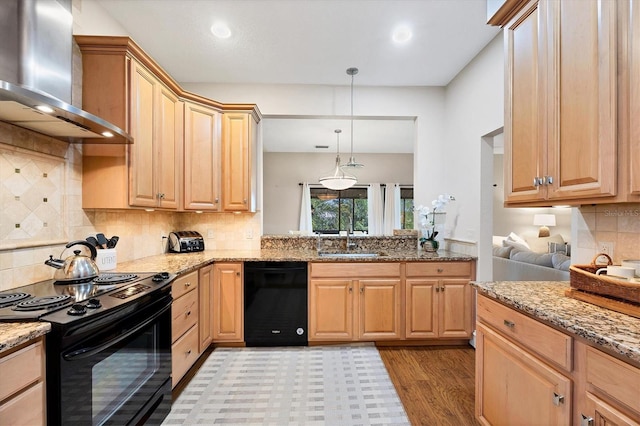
[415,194,455,243]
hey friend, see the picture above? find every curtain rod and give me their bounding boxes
[298,183,413,187]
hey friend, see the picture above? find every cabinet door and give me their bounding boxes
[504,1,547,204]
[476,324,571,426]
[222,113,254,211]
[213,263,243,342]
[198,264,214,353]
[129,60,157,207]
[631,0,640,196]
[358,279,401,340]
[582,392,640,426]
[184,102,221,210]
[156,85,182,209]
[439,279,472,338]
[405,279,438,338]
[309,279,354,341]
[546,0,617,200]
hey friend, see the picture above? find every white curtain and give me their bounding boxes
[383,183,401,235]
[299,182,313,234]
[367,183,384,235]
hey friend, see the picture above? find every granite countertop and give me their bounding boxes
[0,322,50,355]
[472,281,640,365]
[114,248,476,275]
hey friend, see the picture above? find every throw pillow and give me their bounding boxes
[524,234,565,253]
[503,239,531,253]
[493,245,513,258]
[507,232,530,247]
[510,250,554,268]
[552,253,572,271]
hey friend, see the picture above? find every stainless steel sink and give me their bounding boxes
[317,252,380,258]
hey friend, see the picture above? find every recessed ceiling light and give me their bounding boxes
[392,25,412,44]
[35,105,54,113]
[211,22,231,39]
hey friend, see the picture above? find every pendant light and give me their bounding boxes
[342,67,364,169]
[319,129,357,190]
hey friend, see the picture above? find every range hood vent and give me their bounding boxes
[0,0,132,144]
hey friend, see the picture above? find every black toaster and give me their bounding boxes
[168,231,205,253]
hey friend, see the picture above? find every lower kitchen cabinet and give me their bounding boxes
[212,262,244,342]
[171,270,199,388]
[0,338,45,426]
[405,261,475,339]
[308,262,401,342]
[198,264,214,352]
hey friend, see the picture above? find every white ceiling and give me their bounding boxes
[94,0,500,152]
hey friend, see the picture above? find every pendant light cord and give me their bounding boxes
[350,72,354,157]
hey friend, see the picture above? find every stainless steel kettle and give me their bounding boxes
[45,240,100,283]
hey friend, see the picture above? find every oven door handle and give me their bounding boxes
[63,302,171,361]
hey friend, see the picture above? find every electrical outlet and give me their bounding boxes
[245,228,253,239]
[207,229,214,238]
[598,241,614,257]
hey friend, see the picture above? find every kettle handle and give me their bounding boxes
[66,240,98,260]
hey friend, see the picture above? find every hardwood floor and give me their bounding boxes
[378,345,480,426]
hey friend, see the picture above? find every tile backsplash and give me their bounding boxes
[0,123,260,291]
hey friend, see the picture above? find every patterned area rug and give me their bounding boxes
[162,344,410,425]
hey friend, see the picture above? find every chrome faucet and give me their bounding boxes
[346,217,356,251]
[316,232,323,252]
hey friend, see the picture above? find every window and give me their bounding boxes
[311,187,368,234]
[310,186,414,233]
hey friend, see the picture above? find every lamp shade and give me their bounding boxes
[533,214,556,226]
[319,158,357,190]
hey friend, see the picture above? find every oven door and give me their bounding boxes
[49,292,172,426]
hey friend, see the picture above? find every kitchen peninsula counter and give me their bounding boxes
[0,322,50,354]
[114,248,476,276]
[472,280,640,366]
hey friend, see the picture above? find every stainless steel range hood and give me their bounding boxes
[0,0,132,144]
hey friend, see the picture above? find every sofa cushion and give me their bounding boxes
[503,239,531,253]
[510,250,554,268]
[524,234,565,253]
[552,253,572,271]
[493,245,513,258]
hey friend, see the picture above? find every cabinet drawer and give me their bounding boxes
[477,295,572,371]
[406,261,471,277]
[0,381,44,426]
[171,325,199,388]
[310,262,401,278]
[586,346,640,413]
[0,340,43,402]
[172,270,199,299]
[172,288,198,342]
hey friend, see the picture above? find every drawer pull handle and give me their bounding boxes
[186,349,192,355]
[360,287,364,294]
[440,286,444,292]
[349,286,352,293]
[437,268,444,273]
[186,311,191,317]
[552,393,565,406]
[184,282,191,287]
[580,414,594,426]
[436,287,440,292]
[503,319,515,328]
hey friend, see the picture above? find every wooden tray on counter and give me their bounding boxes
[565,288,640,319]
[569,254,640,304]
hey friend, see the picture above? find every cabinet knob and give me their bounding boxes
[503,319,515,328]
[440,286,445,291]
[544,176,554,185]
[435,287,440,292]
[349,286,353,293]
[243,199,247,204]
[533,177,545,187]
[186,311,191,317]
[157,193,165,199]
[184,282,191,288]
[360,287,364,294]
[580,414,594,426]
[186,349,192,355]
[215,197,219,203]
[236,272,240,276]
[437,268,443,273]
[552,392,565,406]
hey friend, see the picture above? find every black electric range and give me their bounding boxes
[0,271,175,324]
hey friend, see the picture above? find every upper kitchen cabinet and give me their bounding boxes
[183,101,222,211]
[75,36,261,211]
[626,0,640,199]
[222,112,259,212]
[502,0,617,206]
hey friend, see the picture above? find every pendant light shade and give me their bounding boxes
[342,67,364,169]
[319,129,357,190]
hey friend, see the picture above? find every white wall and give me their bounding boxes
[442,34,505,279]
[263,152,413,234]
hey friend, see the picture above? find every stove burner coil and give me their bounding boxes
[0,292,31,309]
[13,295,72,311]
[93,274,138,285]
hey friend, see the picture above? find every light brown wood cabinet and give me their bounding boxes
[308,262,402,342]
[222,112,258,212]
[476,294,640,425]
[198,264,214,352]
[502,0,617,206]
[212,262,244,342]
[405,262,475,339]
[628,0,640,199]
[0,338,45,426]
[184,102,221,211]
[171,270,199,388]
[76,36,261,211]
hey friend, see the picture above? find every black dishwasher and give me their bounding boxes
[244,261,308,346]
